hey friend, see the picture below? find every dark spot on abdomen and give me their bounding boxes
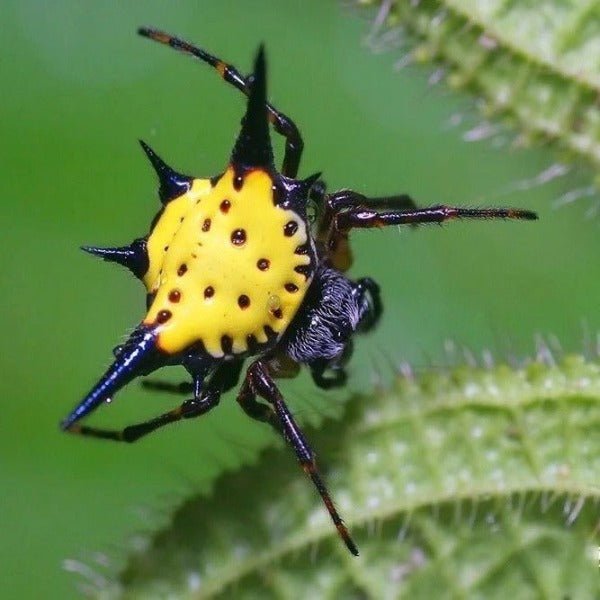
[294,264,312,279]
[257,258,270,271]
[220,335,233,354]
[157,310,172,324]
[263,325,277,341]
[246,334,259,354]
[231,229,247,246]
[284,221,298,237]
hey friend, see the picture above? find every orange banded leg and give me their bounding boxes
[335,203,537,231]
[318,192,420,272]
[138,27,303,177]
[65,387,220,443]
[237,379,281,433]
[240,361,359,556]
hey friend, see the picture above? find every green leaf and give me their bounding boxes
[360,0,600,178]
[90,356,600,598]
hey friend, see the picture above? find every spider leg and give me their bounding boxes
[321,190,536,269]
[138,28,303,177]
[328,190,418,212]
[141,380,194,395]
[237,378,281,432]
[65,385,221,443]
[310,357,348,389]
[354,277,382,333]
[238,360,358,556]
[142,359,244,397]
[317,192,419,271]
[308,178,327,204]
[64,362,241,442]
[335,203,537,231]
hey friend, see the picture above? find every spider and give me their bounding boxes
[61,28,537,556]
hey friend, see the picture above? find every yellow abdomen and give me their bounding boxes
[143,167,312,357]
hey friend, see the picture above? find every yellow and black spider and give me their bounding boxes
[61,28,537,556]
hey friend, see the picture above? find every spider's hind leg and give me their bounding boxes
[237,360,359,555]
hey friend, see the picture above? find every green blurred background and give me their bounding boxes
[1,1,598,597]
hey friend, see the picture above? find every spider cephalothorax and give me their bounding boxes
[61,29,537,555]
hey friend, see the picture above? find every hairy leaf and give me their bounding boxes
[359,0,600,176]
[88,356,600,598]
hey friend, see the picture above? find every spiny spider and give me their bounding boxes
[61,28,537,556]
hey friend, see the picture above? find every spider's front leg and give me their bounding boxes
[317,191,419,271]
[138,27,303,178]
[320,190,537,270]
[237,360,359,556]
[335,203,537,230]
[329,189,536,227]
